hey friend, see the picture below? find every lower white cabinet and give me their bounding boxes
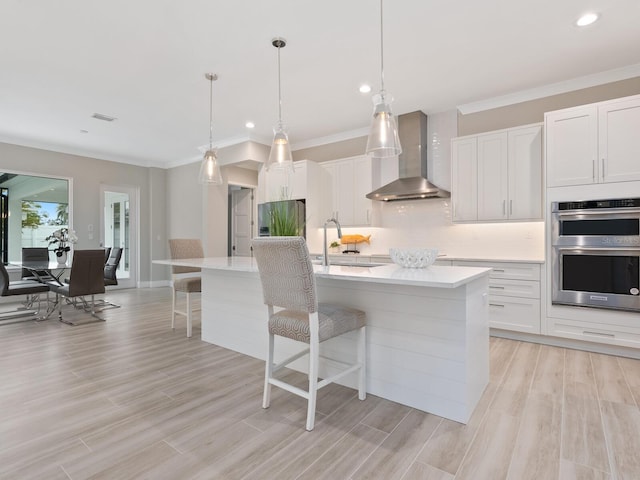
[453,260,541,334]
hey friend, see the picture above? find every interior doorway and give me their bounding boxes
[228,185,254,256]
[100,184,138,288]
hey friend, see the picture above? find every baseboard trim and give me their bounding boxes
[491,328,640,360]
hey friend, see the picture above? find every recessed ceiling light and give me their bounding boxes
[359,84,372,94]
[576,12,599,27]
[245,121,255,129]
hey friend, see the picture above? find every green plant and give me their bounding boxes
[329,241,340,248]
[269,202,302,236]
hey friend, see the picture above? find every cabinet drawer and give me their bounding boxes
[454,261,540,281]
[548,317,640,349]
[488,296,541,334]
[488,279,540,299]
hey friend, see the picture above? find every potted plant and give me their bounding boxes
[45,227,78,264]
[329,241,340,253]
[268,201,303,236]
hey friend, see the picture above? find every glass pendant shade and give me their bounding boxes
[266,123,293,171]
[198,72,223,185]
[198,148,223,184]
[366,93,401,158]
[267,37,294,173]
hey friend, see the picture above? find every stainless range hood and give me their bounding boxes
[366,111,449,201]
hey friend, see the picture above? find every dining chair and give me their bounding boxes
[0,262,50,323]
[104,247,123,287]
[103,247,112,264]
[168,239,203,338]
[21,247,54,282]
[251,236,367,431]
[48,249,106,325]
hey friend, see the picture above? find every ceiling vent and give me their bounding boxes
[91,113,117,122]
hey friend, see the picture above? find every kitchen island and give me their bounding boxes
[154,256,491,424]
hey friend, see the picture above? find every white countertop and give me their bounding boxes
[318,253,545,264]
[154,256,491,289]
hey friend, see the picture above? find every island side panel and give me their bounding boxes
[201,269,308,362]
[463,275,490,421]
[316,276,489,423]
[200,268,490,424]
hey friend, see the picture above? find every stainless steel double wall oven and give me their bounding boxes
[552,198,640,312]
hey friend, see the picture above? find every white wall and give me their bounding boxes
[0,141,166,284]
[307,199,545,261]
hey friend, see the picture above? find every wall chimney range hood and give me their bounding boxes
[366,111,449,201]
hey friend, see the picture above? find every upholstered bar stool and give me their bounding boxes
[252,236,367,431]
[168,239,203,338]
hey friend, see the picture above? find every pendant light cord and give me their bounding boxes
[379,0,385,94]
[208,75,214,150]
[277,43,283,125]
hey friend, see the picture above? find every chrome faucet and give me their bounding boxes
[323,217,342,267]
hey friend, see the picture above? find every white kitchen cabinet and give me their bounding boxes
[258,160,308,202]
[451,137,478,221]
[546,94,640,187]
[257,159,322,228]
[477,132,508,220]
[452,124,542,222]
[320,155,373,227]
[508,126,543,220]
[453,260,541,334]
[599,96,640,183]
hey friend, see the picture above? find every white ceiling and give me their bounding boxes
[1,0,639,168]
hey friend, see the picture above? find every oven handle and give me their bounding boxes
[554,246,640,253]
[553,207,640,216]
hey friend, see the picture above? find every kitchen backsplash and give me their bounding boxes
[308,198,545,261]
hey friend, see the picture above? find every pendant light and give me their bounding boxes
[198,73,223,185]
[365,0,402,158]
[265,37,294,172]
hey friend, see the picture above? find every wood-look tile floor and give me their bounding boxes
[1,287,639,479]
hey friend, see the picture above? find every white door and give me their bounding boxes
[100,184,138,288]
[231,188,253,256]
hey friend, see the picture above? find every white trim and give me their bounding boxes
[0,134,164,168]
[490,329,640,360]
[457,63,640,115]
[291,126,369,151]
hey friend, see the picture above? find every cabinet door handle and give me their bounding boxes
[601,158,605,180]
[489,303,505,308]
[592,160,596,181]
[493,268,505,272]
[583,330,615,338]
[502,200,506,215]
[489,285,505,289]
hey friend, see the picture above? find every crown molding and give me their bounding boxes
[457,63,640,115]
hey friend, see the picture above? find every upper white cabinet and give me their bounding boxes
[546,94,640,187]
[257,159,322,227]
[451,124,542,222]
[320,155,373,226]
[451,137,478,221]
[599,96,640,183]
[259,160,309,202]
